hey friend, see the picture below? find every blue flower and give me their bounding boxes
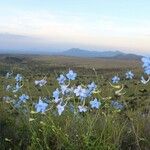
[54,97,60,103]
[78,105,87,112]
[141,57,150,75]
[6,72,12,78]
[57,104,65,115]
[111,101,123,110]
[126,71,134,79]
[144,67,150,75]
[35,98,48,113]
[57,74,66,84]
[35,79,47,87]
[13,83,22,93]
[69,104,75,113]
[60,85,69,95]
[14,94,29,108]
[6,85,11,91]
[53,89,60,99]
[142,57,150,67]
[19,94,29,103]
[3,96,11,102]
[14,102,21,108]
[88,82,97,91]
[112,76,120,83]
[15,74,22,82]
[66,70,77,80]
[74,86,87,99]
[90,98,101,109]
[86,82,97,96]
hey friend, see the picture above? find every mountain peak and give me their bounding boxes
[62,48,124,58]
[60,48,141,59]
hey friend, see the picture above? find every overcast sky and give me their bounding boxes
[0,0,150,55]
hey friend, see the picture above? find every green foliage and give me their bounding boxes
[0,55,150,150]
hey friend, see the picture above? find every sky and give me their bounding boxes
[0,0,150,55]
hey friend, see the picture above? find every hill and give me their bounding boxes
[59,48,142,59]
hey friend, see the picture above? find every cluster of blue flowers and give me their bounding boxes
[3,57,150,116]
[3,69,124,115]
[5,73,23,93]
[53,70,101,115]
[111,70,134,84]
[111,56,150,84]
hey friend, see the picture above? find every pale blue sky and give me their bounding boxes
[0,0,150,54]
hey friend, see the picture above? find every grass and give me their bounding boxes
[0,55,150,150]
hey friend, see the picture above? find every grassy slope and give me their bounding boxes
[0,55,150,150]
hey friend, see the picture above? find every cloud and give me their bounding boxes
[0,9,150,54]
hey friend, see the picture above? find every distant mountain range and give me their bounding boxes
[57,48,142,59]
[0,48,142,59]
